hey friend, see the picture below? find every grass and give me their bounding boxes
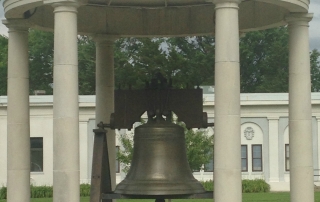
[1,192,320,202]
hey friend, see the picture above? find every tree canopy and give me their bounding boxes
[0,27,319,95]
[239,27,289,93]
[28,29,54,94]
[0,35,8,95]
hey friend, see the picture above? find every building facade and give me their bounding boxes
[1,91,320,191]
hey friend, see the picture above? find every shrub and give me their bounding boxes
[30,185,53,198]
[0,186,6,199]
[242,179,270,193]
[201,180,214,191]
[80,183,90,197]
[201,179,270,193]
[0,184,91,199]
[0,179,270,198]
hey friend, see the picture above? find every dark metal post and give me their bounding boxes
[90,127,112,202]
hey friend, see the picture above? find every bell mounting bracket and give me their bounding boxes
[106,73,213,130]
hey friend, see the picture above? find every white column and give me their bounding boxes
[4,20,30,202]
[94,35,116,189]
[79,119,89,183]
[286,13,314,202]
[213,0,241,202]
[268,117,279,182]
[316,117,320,181]
[52,3,80,202]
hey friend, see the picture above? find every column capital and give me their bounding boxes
[212,0,241,5]
[51,2,80,13]
[239,32,246,38]
[92,34,118,45]
[285,13,313,25]
[267,116,280,121]
[44,0,85,7]
[213,0,241,10]
[2,19,30,32]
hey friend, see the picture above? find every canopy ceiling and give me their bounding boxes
[3,0,309,36]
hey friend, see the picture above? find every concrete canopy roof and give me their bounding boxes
[3,0,309,36]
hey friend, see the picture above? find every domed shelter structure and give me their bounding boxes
[3,0,313,202]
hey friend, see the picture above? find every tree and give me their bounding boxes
[114,38,167,89]
[311,49,320,92]
[184,124,214,171]
[1,28,320,95]
[29,31,97,95]
[117,130,134,173]
[78,35,96,94]
[167,36,215,88]
[28,29,54,94]
[113,36,215,89]
[240,27,289,93]
[0,35,8,95]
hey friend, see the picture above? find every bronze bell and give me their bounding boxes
[114,116,206,195]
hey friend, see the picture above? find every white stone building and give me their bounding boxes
[1,89,320,192]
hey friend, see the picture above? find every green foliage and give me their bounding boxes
[0,186,6,199]
[200,180,214,191]
[0,179,270,199]
[114,38,148,89]
[0,184,91,199]
[114,37,215,89]
[117,130,134,173]
[182,124,213,171]
[5,193,320,202]
[78,36,96,95]
[200,179,270,193]
[28,29,54,95]
[0,35,8,95]
[1,28,320,95]
[30,185,53,198]
[242,179,270,193]
[80,184,91,197]
[167,36,215,87]
[240,27,289,93]
[311,49,320,92]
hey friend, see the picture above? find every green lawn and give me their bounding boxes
[1,192,320,202]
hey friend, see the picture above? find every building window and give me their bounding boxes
[204,158,214,172]
[116,146,120,173]
[30,137,43,172]
[252,144,263,172]
[241,145,248,172]
[285,144,290,171]
[204,146,214,172]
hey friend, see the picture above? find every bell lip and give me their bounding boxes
[114,189,206,196]
[114,179,206,195]
[113,193,205,197]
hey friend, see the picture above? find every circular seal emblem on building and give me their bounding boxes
[244,127,255,140]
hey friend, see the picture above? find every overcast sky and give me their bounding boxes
[0,1,319,51]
